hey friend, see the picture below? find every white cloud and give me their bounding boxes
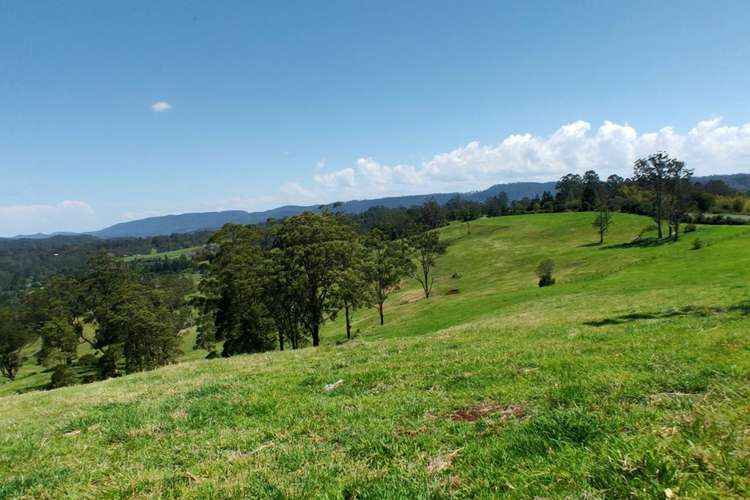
[280,182,316,201]
[315,158,327,170]
[314,168,356,190]
[297,117,750,201]
[151,101,172,112]
[0,200,95,236]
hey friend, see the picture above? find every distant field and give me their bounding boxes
[122,246,202,262]
[1,213,749,497]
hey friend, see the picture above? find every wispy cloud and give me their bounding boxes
[280,182,316,200]
[151,101,172,112]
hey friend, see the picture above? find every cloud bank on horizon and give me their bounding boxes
[2,117,750,237]
[0,201,95,237]
[301,117,750,202]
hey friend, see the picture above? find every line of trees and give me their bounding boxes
[0,231,209,296]
[193,211,446,356]
[0,253,194,384]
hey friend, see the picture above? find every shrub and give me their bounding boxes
[692,238,704,250]
[732,197,745,213]
[205,350,220,359]
[684,223,697,233]
[77,353,98,367]
[48,364,79,389]
[97,349,121,380]
[536,259,556,287]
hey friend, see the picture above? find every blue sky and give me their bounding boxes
[1,0,750,236]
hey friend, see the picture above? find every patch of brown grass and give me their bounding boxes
[449,402,526,422]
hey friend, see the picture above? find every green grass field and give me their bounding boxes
[1,213,749,498]
[123,246,202,262]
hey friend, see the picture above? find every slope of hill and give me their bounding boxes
[1,213,749,497]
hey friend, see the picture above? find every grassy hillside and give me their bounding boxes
[1,213,749,498]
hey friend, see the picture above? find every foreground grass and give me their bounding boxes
[1,213,749,498]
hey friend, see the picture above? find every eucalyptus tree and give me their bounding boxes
[0,306,34,380]
[664,160,694,240]
[194,224,275,356]
[592,208,613,244]
[273,212,357,346]
[363,229,413,325]
[410,231,447,299]
[633,152,672,239]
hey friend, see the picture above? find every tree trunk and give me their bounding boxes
[656,188,663,239]
[312,323,320,347]
[278,330,284,351]
[345,304,351,339]
[378,302,384,325]
[673,220,680,241]
[599,230,604,244]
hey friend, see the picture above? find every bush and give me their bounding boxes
[48,364,79,389]
[684,223,697,233]
[692,238,704,250]
[536,258,556,287]
[77,353,98,367]
[97,349,121,379]
[205,350,220,359]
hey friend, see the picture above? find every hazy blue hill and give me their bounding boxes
[89,181,558,238]
[694,173,750,192]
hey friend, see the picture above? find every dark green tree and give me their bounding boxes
[634,152,674,239]
[262,248,307,350]
[38,318,79,367]
[274,212,356,346]
[418,200,445,230]
[81,253,184,374]
[664,159,694,240]
[484,193,508,217]
[330,241,370,339]
[0,306,34,380]
[581,170,601,211]
[195,224,276,356]
[363,230,414,325]
[48,363,79,389]
[555,173,584,211]
[460,201,483,235]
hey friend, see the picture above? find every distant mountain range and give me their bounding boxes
[85,181,556,239]
[10,174,750,240]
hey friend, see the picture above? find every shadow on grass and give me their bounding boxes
[601,236,673,250]
[584,303,750,327]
